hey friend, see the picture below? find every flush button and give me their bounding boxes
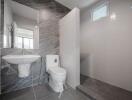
[54,59,57,63]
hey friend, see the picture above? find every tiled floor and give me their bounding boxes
[1,84,91,100]
[80,74,88,84]
[77,75,132,100]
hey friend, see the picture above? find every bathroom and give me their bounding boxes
[0,0,81,99]
[0,0,132,100]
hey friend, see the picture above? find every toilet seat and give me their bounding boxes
[48,67,66,76]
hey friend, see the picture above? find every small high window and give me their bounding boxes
[92,3,108,21]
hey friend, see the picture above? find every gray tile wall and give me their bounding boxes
[1,0,70,94]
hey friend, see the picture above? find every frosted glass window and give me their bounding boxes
[15,36,22,48]
[23,38,33,49]
[92,4,108,21]
[15,28,34,49]
[24,38,30,49]
[29,39,33,49]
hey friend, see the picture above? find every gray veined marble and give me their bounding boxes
[1,0,70,94]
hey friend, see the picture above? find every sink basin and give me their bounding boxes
[2,55,40,64]
[2,55,40,78]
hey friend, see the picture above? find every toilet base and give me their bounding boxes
[49,78,64,93]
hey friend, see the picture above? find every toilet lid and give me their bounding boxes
[48,67,66,75]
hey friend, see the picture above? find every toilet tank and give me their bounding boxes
[46,55,60,71]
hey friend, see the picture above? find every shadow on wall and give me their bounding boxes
[80,53,93,77]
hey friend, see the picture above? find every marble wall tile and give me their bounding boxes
[1,0,70,94]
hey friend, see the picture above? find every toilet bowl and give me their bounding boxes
[48,67,66,92]
[46,55,66,93]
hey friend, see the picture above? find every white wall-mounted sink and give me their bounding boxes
[2,55,40,78]
[2,55,40,64]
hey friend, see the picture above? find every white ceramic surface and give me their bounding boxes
[2,55,40,78]
[2,55,40,64]
[46,55,66,93]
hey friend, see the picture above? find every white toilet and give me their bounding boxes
[46,55,66,93]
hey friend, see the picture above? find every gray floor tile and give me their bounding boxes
[33,84,55,100]
[1,87,35,100]
[1,84,91,100]
[78,75,132,100]
[42,87,91,100]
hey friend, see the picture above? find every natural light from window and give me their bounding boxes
[15,28,33,49]
[92,4,108,21]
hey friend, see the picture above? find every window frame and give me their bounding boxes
[91,1,109,22]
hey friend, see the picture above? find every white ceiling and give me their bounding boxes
[10,0,39,21]
[55,0,99,9]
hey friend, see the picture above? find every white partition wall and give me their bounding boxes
[59,8,80,89]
